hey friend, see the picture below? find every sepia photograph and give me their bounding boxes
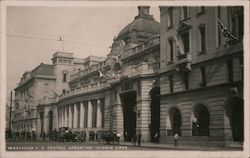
[1,1,249,158]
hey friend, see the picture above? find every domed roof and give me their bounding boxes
[117,6,160,40]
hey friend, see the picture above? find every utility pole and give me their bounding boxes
[8,91,13,138]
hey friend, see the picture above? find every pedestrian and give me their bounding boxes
[16,129,20,141]
[116,131,121,145]
[137,131,142,147]
[174,133,179,147]
[154,132,159,143]
[42,130,46,141]
[132,133,137,146]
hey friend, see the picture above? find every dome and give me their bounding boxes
[116,6,160,41]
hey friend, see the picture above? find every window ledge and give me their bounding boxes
[197,10,207,17]
[167,25,174,30]
[198,51,207,55]
[180,17,191,23]
[167,61,174,65]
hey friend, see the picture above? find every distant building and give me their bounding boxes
[159,6,243,145]
[12,52,85,134]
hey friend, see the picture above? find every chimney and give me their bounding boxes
[138,6,150,16]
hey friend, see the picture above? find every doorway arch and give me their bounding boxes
[150,86,160,142]
[193,104,209,136]
[166,107,182,136]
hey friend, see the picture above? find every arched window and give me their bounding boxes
[166,107,182,136]
[192,104,209,136]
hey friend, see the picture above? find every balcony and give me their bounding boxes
[38,97,57,105]
[70,58,113,81]
[121,35,160,60]
[121,62,160,78]
[176,52,192,71]
[59,83,109,101]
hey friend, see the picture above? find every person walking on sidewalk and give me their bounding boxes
[132,133,137,146]
[116,131,121,145]
[174,133,179,147]
[137,131,142,147]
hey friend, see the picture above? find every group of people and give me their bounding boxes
[131,131,142,147]
[13,129,37,140]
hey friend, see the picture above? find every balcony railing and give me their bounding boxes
[121,36,160,60]
[38,97,57,105]
[59,83,109,101]
[70,58,113,81]
[121,62,160,78]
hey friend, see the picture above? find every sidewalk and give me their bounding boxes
[118,141,243,151]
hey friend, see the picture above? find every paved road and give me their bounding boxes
[6,140,166,151]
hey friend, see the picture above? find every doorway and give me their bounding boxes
[121,91,137,141]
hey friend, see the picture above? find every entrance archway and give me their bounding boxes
[120,91,137,141]
[193,104,209,136]
[225,94,244,141]
[150,86,160,142]
[168,107,182,135]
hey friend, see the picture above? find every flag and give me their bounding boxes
[174,35,185,55]
[98,70,104,78]
[218,18,238,40]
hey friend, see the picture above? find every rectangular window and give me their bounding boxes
[183,71,189,90]
[200,66,206,87]
[182,7,188,20]
[198,6,206,14]
[168,7,174,28]
[181,32,190,53]
[63,73,67,82]
[227,60,233,82]
[240,57,243,80]
[231,6,244,39]
[199,25,206,53]
[169,38,174,62]
[169,75,174,93]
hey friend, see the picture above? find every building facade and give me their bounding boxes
[12,52,85,134]
[57,6,161,141]
[159,6,243,145]
[11,6,244,146]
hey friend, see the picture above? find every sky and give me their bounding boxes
[6,6,160,97]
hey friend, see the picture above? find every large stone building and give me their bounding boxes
[11,6,244,146]
[159,6,243,145]
[57,6,161,141]
[12,52,85,133]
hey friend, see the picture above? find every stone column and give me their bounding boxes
[136,80,153,142]
[69,104,73,128]
[87,100,93,128]
[80,102,85,129]
[96,99,102,128]
[73,103,78,128]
